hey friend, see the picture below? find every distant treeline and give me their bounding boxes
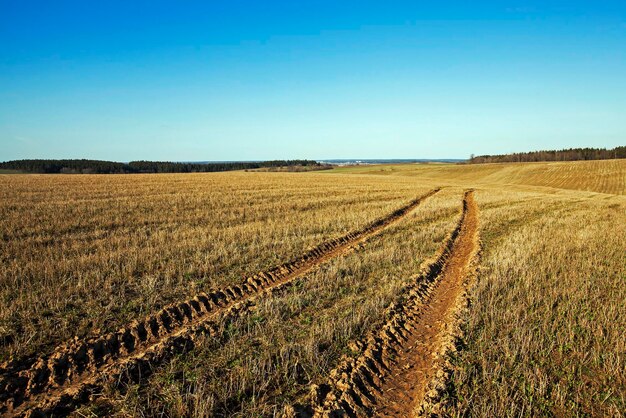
[0,159,322,174]
[469,146,626,164]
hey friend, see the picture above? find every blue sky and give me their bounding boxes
[1,1,625,161]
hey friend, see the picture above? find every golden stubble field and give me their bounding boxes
[0,159,624,417]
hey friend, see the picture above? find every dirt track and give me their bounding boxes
[292,190,479,417]
[0,189,440,417]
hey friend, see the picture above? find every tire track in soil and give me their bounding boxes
[0,188,441,417]
[290,190,479,418]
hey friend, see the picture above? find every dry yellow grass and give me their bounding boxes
[333,158,626,195]
[1,159,624,417]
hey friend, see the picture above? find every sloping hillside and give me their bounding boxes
[332,159,626,195]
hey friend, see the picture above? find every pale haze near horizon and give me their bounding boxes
[1,1,625,162]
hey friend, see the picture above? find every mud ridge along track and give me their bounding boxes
[293,190,479,418]
[0,188,440,417]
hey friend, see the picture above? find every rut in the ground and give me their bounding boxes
[291,190,479,418]
[0,188,440,418]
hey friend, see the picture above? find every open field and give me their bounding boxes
[0,160,624,417]
[0,173,433,361]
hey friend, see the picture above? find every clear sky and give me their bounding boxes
[1,1,625,161]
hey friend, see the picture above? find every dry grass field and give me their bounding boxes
[0,159,624,417]
[0,173,432,361]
